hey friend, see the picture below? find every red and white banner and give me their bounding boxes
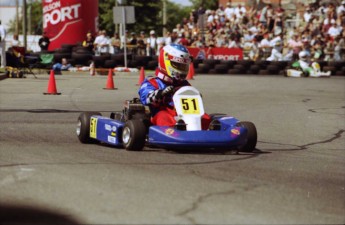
[187,47,243,61]
[42,0,98,50]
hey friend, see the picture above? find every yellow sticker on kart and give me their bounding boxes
[90,117,98,138]
[180,98,200,114]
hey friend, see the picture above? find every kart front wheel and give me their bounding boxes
[77,112,101,143]
[237,121,257,152]
[122,120,147,151]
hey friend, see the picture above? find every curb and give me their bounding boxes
[0,73,7,81]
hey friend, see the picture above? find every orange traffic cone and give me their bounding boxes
[186,63,195,80]
[103,69,117,90]
[137,67,145,86]
[44,70,61,95]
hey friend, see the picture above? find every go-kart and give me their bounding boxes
[76,86,257,152]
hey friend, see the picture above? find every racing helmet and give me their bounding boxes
[299,51,308,60]
[159,43,191,80]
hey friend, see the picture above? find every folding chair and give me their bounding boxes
[5,46,37,78]
[37,53,54,72]
[12,46,38,78]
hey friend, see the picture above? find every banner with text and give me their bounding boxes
[42,0,98,50]
[187,47,243,61]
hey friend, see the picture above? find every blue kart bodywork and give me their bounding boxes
[89,115,248,149]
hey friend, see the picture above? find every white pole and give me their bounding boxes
[122,7,127,68]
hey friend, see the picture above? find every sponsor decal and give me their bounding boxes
[168,55,190,64]
[111,132,116,137]
[42,0,98,50]
[231,128,240,136]
[90,117,98,139]
[43,2,81,28]
[107,136,116,144]
[165,128,175,135]
[187,47,243,61]
[105,124,117,132]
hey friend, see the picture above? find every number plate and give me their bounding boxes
[180,98,200,114]
[90,117,98,138]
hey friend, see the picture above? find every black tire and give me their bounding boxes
[227,69,241,74]
[147,60,158,70]
[208,69,217,74]
[233,64,245,70]
[203,59,220,68]
[72,53,92,66]
[77,112,102,144]
[122,120,147,151]
[236,121,257,152]
[214,64,228,74]
[258,69,270,75]
[104,59,117,68]
[266,65,280,74]
[195,68,206,74]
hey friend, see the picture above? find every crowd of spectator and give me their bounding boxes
[80,1,345,62]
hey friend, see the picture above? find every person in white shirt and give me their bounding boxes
[327,22,342,38]
[146,30,157,56]
[267,41,283,61]
[0,20,6,68]
[337,1,345,15]
[304,8,313,23]
[94,30,110,54]
[11,34,20,47]
[224,2,234,20]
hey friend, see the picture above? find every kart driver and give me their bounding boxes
[287,51,331,77]
[138,43,211,129]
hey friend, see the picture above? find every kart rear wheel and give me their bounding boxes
[122,120,147,151]
[236,121,257,152]
[77,112,101,144]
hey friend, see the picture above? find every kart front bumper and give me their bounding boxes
[148,126,248,149]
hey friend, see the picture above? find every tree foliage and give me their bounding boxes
[98,0,193,36]
[189,0,219,10]
[6,0,205,36]
[7,1,42,35]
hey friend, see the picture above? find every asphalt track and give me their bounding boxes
[0,71,344,224]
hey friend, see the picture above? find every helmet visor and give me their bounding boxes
[171,61,189,74]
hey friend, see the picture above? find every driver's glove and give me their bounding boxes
[162,86,174,96]
[147,86,174,104]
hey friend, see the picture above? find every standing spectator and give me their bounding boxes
[129,32,138,55]
[129,32,137,45]
[248,38,260,61]
[0,20,6,68]
[120,30,130,50]
[110,32,121,54]
[333,36,344,61]
[178,33,189,46]
[224,2,234,20]
[259,4,272,29]
[82,32,95,52]
[94,30,110,55]
[146,30,157,56]
[164,31,172,46]
[273,5,284,38]
[137,31,146,56]
[38,32,50,52]
[259,32,271,59]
